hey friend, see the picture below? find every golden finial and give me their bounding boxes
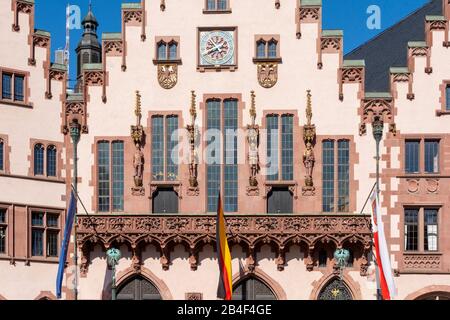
[250,90,256,124]
[135,90,142,126]
[190,90,197,124]
[306,90,312,126]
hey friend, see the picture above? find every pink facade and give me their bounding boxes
[1,0,450,300]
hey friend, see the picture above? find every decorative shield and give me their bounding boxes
[157,64,178,89]
[257,63,278,88]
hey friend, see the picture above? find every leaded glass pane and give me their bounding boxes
[207,0,216,10]
[46,231,58,257]
[0,140,4,171]
[46,146,57,177]
[322,140,335,212]
[268,41,277,58]
[207,100,221,212]
[405,208,419,251]
[112,141,124,212]
[446,86,450,110]
[2,73,12,99]
[168,43,177,60]
[405,140,419,173]
[157,43,167,60]
[224,100,238,212]
[152,116,164,181]
[98,141,110,212]
[34,144,44,175]
[337,140,350,212]
[218,0,227,10]
[14,75,24,101]
[424,209,438,251]
[425,140,439,173]
[266,115,279,181]
[166,116,178,181]
[318,279,353,300]
[32,229,43,256]
[257,41,266,58]
[281,115,293,180]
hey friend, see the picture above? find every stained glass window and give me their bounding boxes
[34,144,44,175]
[266,115,279,181]
[2,73,12,100]
[405,208,419,251]
[425,140,439,173]
[424,209,438,251]
[46,145,57,177]
[337,140,350,212]
[405,140,420,173]
[112,141,124,212]
[98,141,110,212]
[322,141,335,212]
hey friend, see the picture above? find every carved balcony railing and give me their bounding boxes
[76,214,372,275]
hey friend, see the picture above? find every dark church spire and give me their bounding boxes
[76,2,101,81]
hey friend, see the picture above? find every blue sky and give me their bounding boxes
[34,0,429,84]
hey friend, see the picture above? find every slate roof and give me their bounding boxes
[344,0,442,92]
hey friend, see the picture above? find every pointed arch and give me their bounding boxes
[310,272,362,300]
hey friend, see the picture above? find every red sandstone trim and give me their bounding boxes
[27,139,64,181]
[0,67,32,108]
[0,134,11,174]
[404,285,450,300]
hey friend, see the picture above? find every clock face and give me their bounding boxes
[199,30,235,66]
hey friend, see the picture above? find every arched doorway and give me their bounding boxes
[232,276,276,300]
[318,278,353,300]
[416,292,450,300]
[116,276,162,300]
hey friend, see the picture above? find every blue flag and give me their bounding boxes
[56,191,76,299]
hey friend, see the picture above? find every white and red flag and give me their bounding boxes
[370,189,397,300]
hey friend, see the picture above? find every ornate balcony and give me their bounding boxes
[76,214,372,275]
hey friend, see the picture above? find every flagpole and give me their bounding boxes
[69,120,81,300]
[372,116,384,301]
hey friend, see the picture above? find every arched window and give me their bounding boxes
[34,144,44,175]
[232,277,276,300]
[318,278,353,300]
[116,276,162,300]
[268,40,277,58]
[157,42,167,60]
[416,292,450,300]
[257,40,266,58]
[46,145,57,177]
[168,42,178,60]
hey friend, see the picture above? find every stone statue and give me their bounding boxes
[133,143,144,187]
[248,127,259,186]
[303,142,315,186]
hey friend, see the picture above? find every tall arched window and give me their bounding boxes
[232,277,276,300]
[318,278,353,300]
[168,42,178,60]
[268,40,277,58]
[157,42,167,60]
[116,276,162,300]
[34,144,44,175]
[46,145,57,177]
[257,40,266,58]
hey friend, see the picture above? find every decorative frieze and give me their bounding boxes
[29,31,50,66]
[13,0,34,32]
[296,3,321,39]
[408,42,432,74]
[339,60,364,101]
[76,214,372,271]
[103,40,123,56]
[63,98,88,135]
[403,254,441,271]
[84,70,104,86]
[359,95,395,136]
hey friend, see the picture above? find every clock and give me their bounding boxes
[199,29,236,67]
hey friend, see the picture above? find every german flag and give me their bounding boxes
[216,193,233,300]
